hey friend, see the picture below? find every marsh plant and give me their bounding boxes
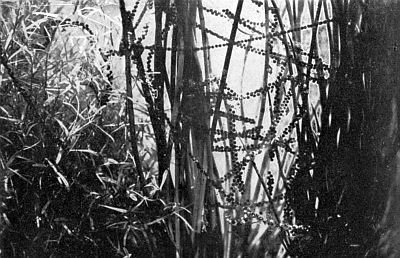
[1,0,400,257]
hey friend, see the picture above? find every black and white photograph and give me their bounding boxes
[1,0,400,257]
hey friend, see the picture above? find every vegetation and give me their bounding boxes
[1,0,400,257]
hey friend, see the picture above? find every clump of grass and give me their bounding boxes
[0,1,174,257]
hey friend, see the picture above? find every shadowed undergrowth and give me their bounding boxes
[1,0,400,257]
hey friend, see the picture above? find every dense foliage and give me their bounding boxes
[1,0,400,257]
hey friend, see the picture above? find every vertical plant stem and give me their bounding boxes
[284,0,295,31]
[175,145,181,257]
[210,0,244,140]
[198,0,220,236]
[319,0,332,109]
[154,0,169,185]
[297,1,322,190]
[222,119,232,257]
[119,0,145,187]
[197,0,211,82]
[270,0,300,141]
[242,1,272,251]
[251,161,289,251]
[170,25,178,106]
[170,26,181,257]
[207,1,246,250]
[240,38,253,201]
[259,0,270,130]
[309,0,315,22]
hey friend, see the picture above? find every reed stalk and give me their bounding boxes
[119,0,145,187]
